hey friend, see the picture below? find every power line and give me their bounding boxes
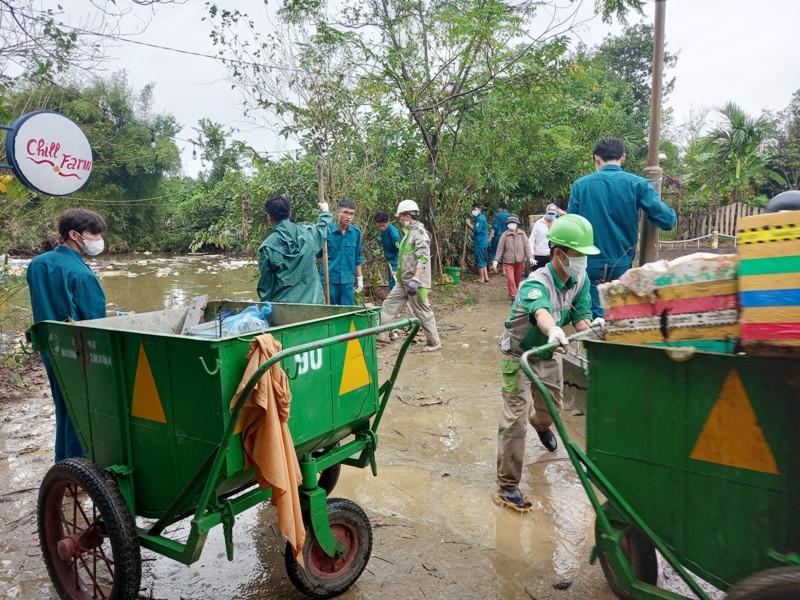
[5,6,300,73]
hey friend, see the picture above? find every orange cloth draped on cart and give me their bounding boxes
[233,334,305,564]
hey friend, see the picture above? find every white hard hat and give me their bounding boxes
[396,199,420,216]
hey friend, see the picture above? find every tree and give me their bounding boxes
[594,23,677,132]
[0,73,181,253]
[685,102,784,205]
[771,90,800,190]
[190,119,243,188]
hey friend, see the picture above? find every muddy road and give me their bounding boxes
[2,270,640,599]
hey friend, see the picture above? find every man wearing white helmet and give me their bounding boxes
[378,199,442,352]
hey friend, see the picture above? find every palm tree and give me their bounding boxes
[698,102,784,203]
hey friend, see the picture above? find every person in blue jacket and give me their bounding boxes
[466,202,490,282]
[324,199,365,305]
[375,211,402,289]
[489,202,509,261]
[27,208,108,462]
[568,137,676,317]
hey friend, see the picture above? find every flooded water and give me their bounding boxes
[1,254,260,331]
[0,259,715,599]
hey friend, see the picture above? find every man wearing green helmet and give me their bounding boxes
[494,214,602,512]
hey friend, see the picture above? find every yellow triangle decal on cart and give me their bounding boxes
[338,322,371,395]
[689,370,778,475]
[131,344,167,423]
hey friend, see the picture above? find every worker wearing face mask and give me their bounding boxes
[27,208,108,462]
[466,203,490,283]
[492,214,534,300]
[379,200,442,352]
[528,204,560,271]
[494,214,603,512]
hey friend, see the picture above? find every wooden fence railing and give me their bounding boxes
[672,202,762,240]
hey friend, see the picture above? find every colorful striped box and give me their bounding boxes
[599,253,739,351]
[737,210,800,356]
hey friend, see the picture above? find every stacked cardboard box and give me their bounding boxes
[598,253,739,352]
[737,210,800,356]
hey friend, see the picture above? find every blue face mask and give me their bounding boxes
[546,214,557,221]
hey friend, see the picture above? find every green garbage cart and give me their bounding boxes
[521,335,800,599]
[28,301,420,600]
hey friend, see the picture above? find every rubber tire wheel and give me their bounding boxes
[284,497,372,599]
[725,567,800,600]
[38,458,141,600]
[595,516,658,599]
[318,464,341,495]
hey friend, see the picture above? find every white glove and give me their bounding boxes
[355,276,364,293]
[547,326,568,350]
[529,257,537,266]
[491,260,499,272]
[591,317,605,329]
[318,201,330,212]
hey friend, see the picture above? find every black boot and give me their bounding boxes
[537,428,558,452]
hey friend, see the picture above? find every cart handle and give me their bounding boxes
[519,329,712,600]
[192,317,420,519]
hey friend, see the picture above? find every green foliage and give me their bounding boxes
[0,73,181,254]
[684,102,784,206]
[770,89,800,190]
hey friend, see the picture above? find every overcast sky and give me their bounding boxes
[56,0,800,176]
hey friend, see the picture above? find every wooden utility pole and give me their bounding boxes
[241,193,250,245]
[317,161,331,304]
[639,0,667,265]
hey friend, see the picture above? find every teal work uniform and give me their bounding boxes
[258,212,333,304]
[567,164,676,317]
[472,212,489,268]
[380,223,402,289]
[325,222,364,305]
[27,244,107,462]
[489,209,509,260]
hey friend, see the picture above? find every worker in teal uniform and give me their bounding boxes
[375,211,402,289]
[568,137,676,318]
[466,202,490,283]
[27,208,108,462]
[489,202,510,262]
[257,195,332,303]
[324,199,365,305]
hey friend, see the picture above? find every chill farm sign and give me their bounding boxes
[3,111,93,196]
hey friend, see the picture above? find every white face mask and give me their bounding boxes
[507,223,518,231]
[79,235,105,256]
[562,253,587,277]
[471,209,480,217]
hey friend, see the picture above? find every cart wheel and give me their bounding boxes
[284,497,372,599]
[725,567,800,599]
[595,516,658,599]
[318,464,341,495]
[38,458,141,600]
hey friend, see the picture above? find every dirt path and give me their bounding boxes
[0,277,619,600]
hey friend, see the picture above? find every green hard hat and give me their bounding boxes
[547,214,601,255]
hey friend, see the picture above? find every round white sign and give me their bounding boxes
[6,111,93,196]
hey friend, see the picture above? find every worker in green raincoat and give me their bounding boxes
[27,208,108,462]
[257,195,332,304]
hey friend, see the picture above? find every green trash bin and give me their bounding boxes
[443,266,462,284]
[520,335,800,599]
[28,301,420,599]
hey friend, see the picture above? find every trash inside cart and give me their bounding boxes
[28,300,419,599]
